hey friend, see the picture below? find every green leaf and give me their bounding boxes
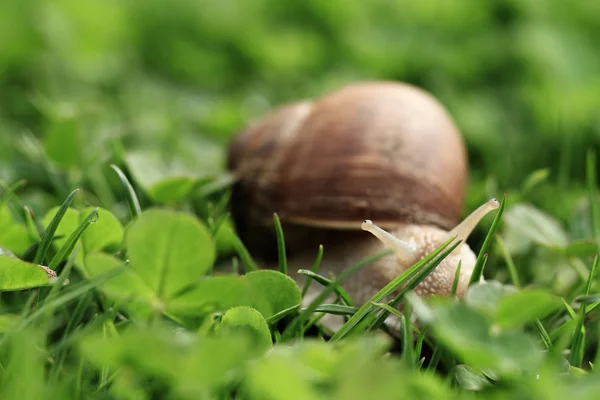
[0,206,32,256]
[79,326,255,397]
[79,328,187,383]
[147,177,198,204]
[244,270,302,319]
[178,335,259,395]
[85,253,154,306]
[216,306,272,354]
[125,209,215,300]
[81,207,124,254]
[452,365,491,391]
[495,290,563,329]
[43,117,84,168]
[0,256,53,291]
[125,150,196,203]
[124,146,223,204]
[166,275,252,316]
[408,294,544,377]
[36,189,80,264]
[547,239,598,258]
[464,280,517,316]
[167,271,302,320]
[214,218,237,257]
[503,203,569,248]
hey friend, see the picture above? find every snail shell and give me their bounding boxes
[228,81,469,255]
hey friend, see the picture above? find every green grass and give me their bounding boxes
[1,0,600,398]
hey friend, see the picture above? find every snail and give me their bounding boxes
[226,81,499,332]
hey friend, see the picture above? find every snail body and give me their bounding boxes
[227,81,498,331]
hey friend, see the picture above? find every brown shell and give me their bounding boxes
[227,81,468,235]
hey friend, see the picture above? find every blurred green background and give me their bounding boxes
[1,0,600,230]
[3,2,600,397]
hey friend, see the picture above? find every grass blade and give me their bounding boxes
[43,248,80,327]
[371,301,405,320]
[230,235,259,272]
[312,304,358,316]
[209,212,230,237]
[329,236,457,342]
[562,298,577,319]
[110,164,142,218]
[265,303,302,324]
[570,255,598,367]
[468,194,507,285]
[569,312,586,367]
[298,269,354,306]
[535,320,553,350]
[587,150,599,249]
[451,261,462,296]
[574,294,600,305]
[402,301,415,367]
[371,301,415,366]
[47,208,99,271]
[301,245,324,298]
[426,345,442,373]
[0,179,27,207]
[23,206,42,243]
[34,189,80,265]
[585,254,598,296]
[368,240,462,333]
[273,213,287,275]
[495,233,521,288]
[415,326,428,362]
[281,249,393,340]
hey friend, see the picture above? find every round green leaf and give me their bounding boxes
[124,151,199,204]
[217,306,272,354]
[504,203,569,248]
[166,271,303,320]
[85,252,154,304]
[464,281,517,316]
[495,290,563,329]
[166,275,251,316]
[147,177,198,204]
[411,299,544,377]
[43,117,84,169]
[0,256,53,291]
[0,206,31,255]
[452,365,491,391]
[125,209,215,300]
[245,270,302,319]
[81,207,124,254]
